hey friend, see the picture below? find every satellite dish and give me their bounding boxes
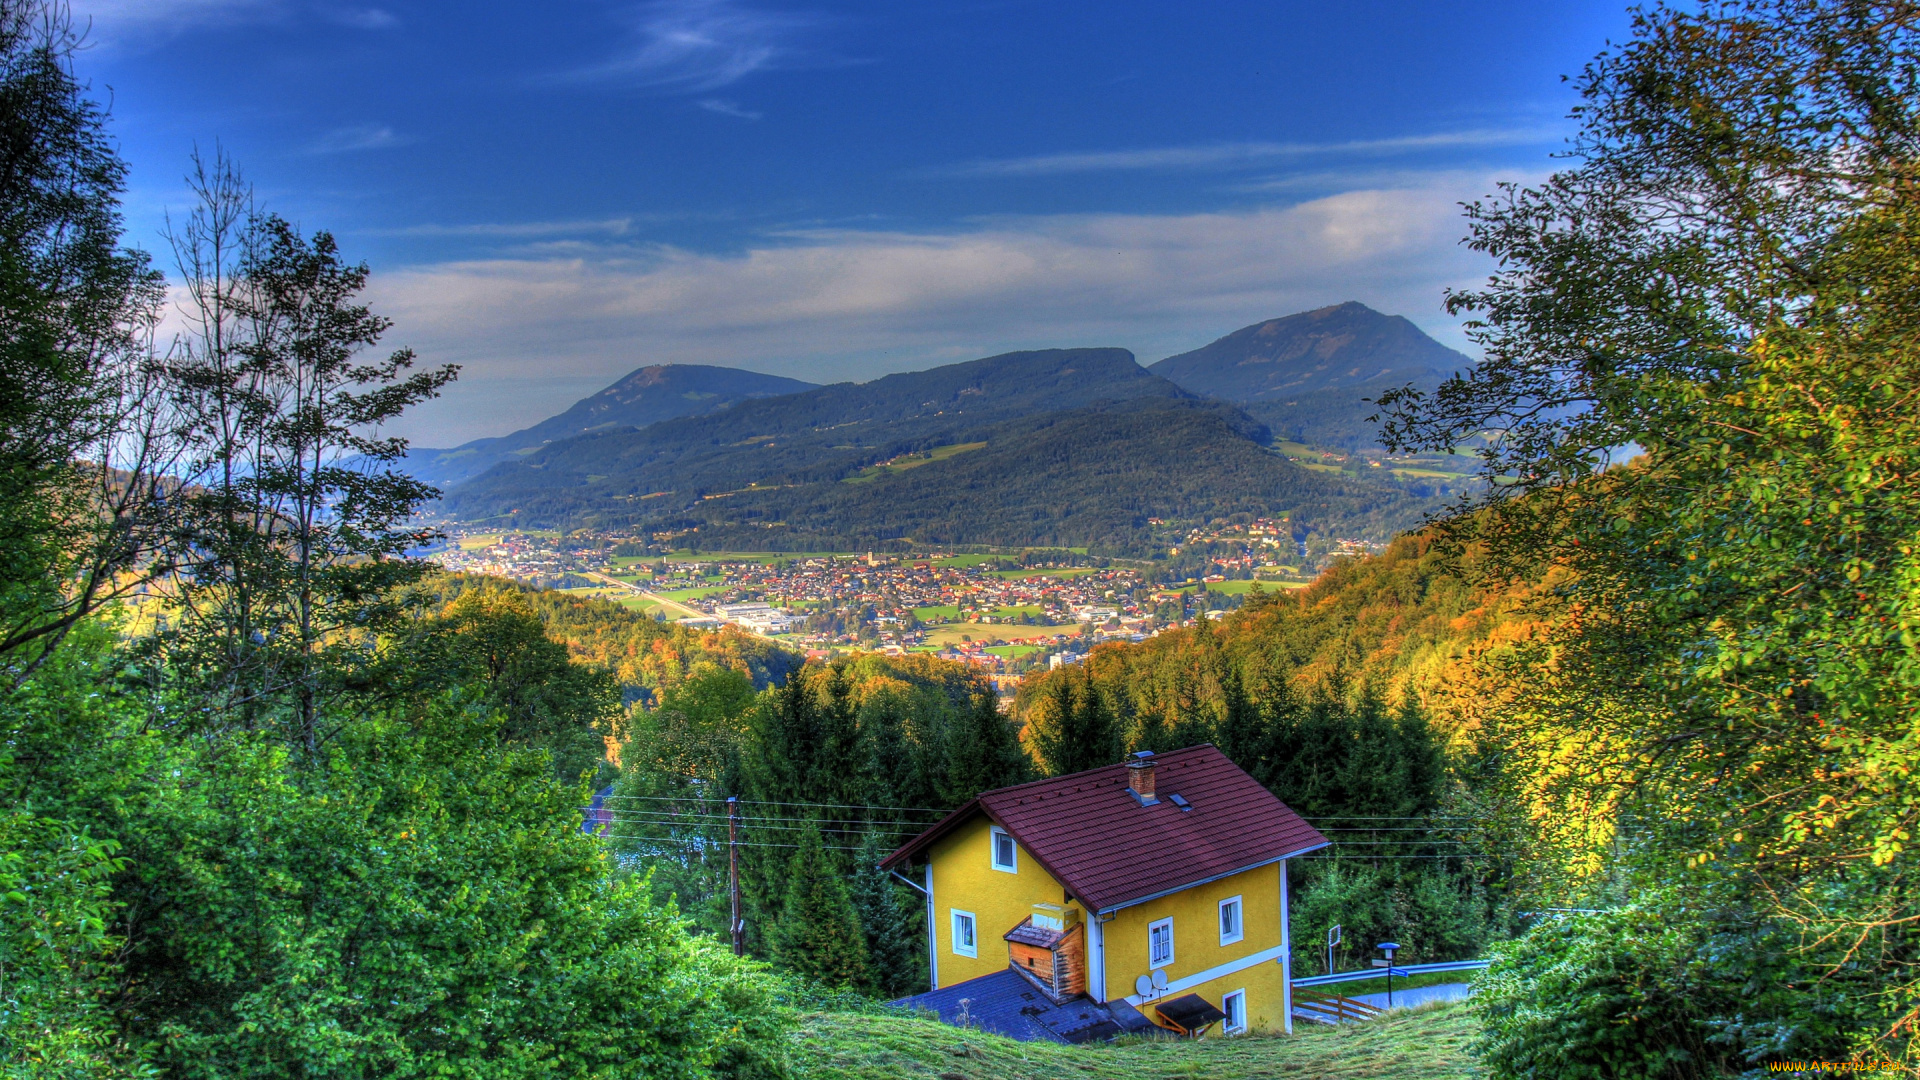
[1151,968,1169,991]
[1134,974,1154,997]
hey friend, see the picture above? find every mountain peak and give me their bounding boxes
[1148,303,1467,402]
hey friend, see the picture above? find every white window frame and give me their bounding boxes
[1148,916,1175,967]
[1218,895,1244,946]
[1222,988,1247,1034]
[989,826,1018,874]
[950,909,978,958]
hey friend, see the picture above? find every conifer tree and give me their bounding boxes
[770,821,873,990]
[941,690,1032,802]
[1025,668,1122,776]
[849,831,926,998]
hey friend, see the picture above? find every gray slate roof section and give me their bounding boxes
[892,969,1159,1044]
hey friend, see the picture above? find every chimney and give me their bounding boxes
[1126,751,1158,805]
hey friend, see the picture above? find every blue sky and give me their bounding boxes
[78,0,1628,446]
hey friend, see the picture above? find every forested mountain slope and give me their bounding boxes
[407,363,817,487]
[1013,529,1547,742]
[1150,302,1472,449]
[675,398,1427,555]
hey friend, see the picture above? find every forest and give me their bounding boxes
[6,0,1920,1077]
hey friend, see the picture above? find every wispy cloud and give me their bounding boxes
[305,123,407,154]
[374,218,642,239]
[697,98,763,120]
[374,173,1519,446]
[924,128,1559,179]
[572,0,836,92]
[324,6,398,29]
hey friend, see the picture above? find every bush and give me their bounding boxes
[112,702,790,1079]
[1473,902,1868,1080]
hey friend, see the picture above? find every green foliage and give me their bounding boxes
[1473,901,1870,1080]
[1376,0,1920,1058]
[770,824,872,992]
[420,584,624,784]
[1021,666,1122,777]
[848,833,926,1000]
[430,572,802,702]
[940,690,1033,804]
[0,0,164,681]
[159,154,455,748]
[102,703,783,1079]
[0,815,128,1079]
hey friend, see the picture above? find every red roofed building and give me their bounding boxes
[881,744,1327,1038]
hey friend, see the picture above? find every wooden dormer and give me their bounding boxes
[1004,903,1086,1003]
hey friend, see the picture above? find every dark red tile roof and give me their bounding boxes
[882,744,1327,913]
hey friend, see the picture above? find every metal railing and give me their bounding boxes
[1291,958,1490,989]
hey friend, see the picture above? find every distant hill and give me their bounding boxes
[1149,302,1472,449]
[406,364,817,488]
[436,347,1426,553]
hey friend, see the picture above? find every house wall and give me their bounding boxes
[1100,861,1292,1033]
[927,814,1076,989]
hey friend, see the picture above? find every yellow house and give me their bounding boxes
[880,744,1328,1042]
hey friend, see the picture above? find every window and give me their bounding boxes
[990,826,1018,873]
[1222,989,1247,1034]
[950,909,978,958]
[1148,916,1175,967]
[1218,895,1244,946]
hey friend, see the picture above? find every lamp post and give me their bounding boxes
[1326,924,1341,976]
[1376,942,1400,1008]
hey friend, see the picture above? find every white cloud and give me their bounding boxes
[925,129,1559,179]
[325,6,397,29]
[372,218,641,239]
[373,175,1517,447]
[304,123,406,154]
[572,0,834,92]
[697,98,763,120]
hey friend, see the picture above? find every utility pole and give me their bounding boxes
[728,796,744,956]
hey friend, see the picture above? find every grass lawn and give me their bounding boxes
[1202,580,1273,595]
[843,441,988,484]
[663,550,852,563]
[989,567,1098,581]
[456,533,502,550]
[988,605,1044,620]
[912,604,962,622]
[789,1000,1474,1080]
[983,643,1044,658]
[923,622,1080,647]
[658,586,731,602]
[932,554,1003,568]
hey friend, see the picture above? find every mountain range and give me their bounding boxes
[423,303,1475,555]
[407,364,815,488]
[1150,301,1470,449]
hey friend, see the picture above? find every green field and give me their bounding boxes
[983,643,1044,658]
[931,554,1002,568]
[911,604,961,622]
[842,442,987,484]
[989,567,1098,581]
[658,586,731,602]
[790,1000,1473,1080]
[923,622,1079,647]
[987,605,1044,620]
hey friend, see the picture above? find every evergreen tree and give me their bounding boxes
[1024,668,1123,777]
[770,821,872,991]
[849,831,926,998]
[940,690,1032,802]
[1213,663,1273,782]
